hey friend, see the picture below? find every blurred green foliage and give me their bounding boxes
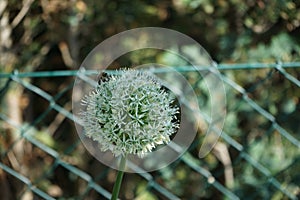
[1,0,300,72]
[0,0,300,199]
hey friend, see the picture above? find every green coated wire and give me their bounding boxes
[0,62,299,200]
[0,163,56,200]
[0,62,300,78]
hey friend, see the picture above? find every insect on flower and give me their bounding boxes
[80,69,180,158]
[97,72,111,84]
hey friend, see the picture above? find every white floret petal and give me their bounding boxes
[80,69,179,158]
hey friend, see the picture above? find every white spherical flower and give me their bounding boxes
[80,69,179,157]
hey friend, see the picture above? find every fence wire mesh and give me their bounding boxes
[0,62,299,200]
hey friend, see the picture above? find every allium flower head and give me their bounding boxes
[80,69,179,157]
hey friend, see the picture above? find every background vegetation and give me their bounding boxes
[0,0,299,199]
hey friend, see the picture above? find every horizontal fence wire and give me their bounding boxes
[1,62,300,78]
[0,62,299,199]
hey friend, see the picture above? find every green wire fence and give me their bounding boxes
[0,62,299,199]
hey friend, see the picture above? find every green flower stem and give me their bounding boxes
[111,156,127,200]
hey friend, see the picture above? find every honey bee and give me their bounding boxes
[97,72,110,84]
